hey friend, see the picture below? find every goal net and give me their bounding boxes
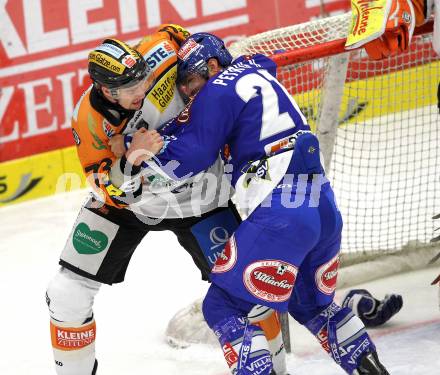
[230,12,440,265]
[166,12,440,348]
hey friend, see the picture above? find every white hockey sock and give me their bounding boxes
[249,306,287,375]
[50,318,96,375]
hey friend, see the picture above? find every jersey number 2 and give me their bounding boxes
[235,69,305,141]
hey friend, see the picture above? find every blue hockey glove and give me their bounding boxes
[342,289,403,327]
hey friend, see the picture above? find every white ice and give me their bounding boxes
[1,189,439,374]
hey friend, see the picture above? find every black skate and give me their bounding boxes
[353,351,390,375]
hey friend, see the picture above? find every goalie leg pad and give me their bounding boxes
[305,302,379,374]
[213,315,273,375]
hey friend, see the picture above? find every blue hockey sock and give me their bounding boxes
[305,302,377,374]
[212,315,273,375]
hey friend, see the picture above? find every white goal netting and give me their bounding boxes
[231,12,440,260]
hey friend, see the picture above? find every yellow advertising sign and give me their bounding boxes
[0,147,86,207]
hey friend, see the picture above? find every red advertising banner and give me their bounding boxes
[0,0,350,163]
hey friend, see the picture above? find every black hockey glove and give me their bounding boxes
[342,289,403,327]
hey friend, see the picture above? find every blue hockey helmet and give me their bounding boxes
[177,32,233,83]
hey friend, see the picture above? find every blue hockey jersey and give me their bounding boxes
[148,54,316,217]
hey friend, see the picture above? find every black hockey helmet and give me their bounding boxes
[88,38,151,89]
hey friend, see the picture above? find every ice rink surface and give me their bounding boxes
[1,190,439,374]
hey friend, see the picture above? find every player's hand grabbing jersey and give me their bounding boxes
[72,26,230,218]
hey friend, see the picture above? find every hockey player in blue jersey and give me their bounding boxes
[139,33,390,374]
